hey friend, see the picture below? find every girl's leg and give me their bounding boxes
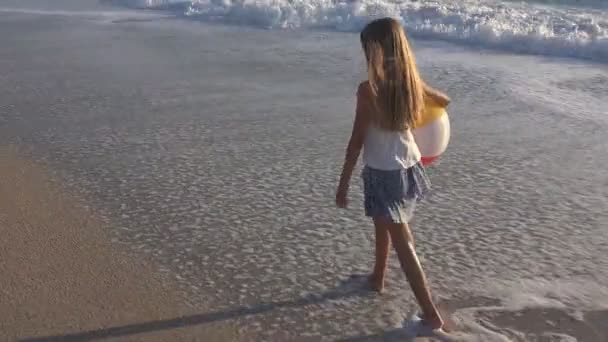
[373,217,444,329]
[369,221,390,292]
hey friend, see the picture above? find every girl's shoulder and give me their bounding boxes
[356,81,374,123]
[357,80,373,102]
[358,80,372,95]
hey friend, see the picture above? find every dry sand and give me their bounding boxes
[0,145,238,341]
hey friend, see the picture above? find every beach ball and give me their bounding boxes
[412,99,450,166]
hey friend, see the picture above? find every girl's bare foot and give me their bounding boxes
[423,312,445,330]
[403,314,447,338]
[368,273,385,293]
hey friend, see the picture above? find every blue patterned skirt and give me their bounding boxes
[361,163,431,224]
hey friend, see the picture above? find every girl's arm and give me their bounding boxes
[336,82,371,207]
[423,81,451,107]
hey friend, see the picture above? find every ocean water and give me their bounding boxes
[1,1,607,341]
[113,0,608,62]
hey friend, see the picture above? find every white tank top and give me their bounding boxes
[362,125,421,170]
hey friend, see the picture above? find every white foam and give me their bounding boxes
[118,0,191,9]
[496,278,608,312]
[443,277,608,341]
[113,0,608,62]
[518,0,608,9]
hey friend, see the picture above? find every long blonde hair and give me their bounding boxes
[360,17,424,131]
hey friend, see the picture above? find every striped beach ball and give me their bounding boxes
[412,99,451,166]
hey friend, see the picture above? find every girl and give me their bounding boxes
[335,17,450,334]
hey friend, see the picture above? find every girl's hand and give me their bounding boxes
[336,82,370,210]
[423,81,450,107]
[335,186,348,209]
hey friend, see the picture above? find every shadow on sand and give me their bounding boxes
[22,274,380,341]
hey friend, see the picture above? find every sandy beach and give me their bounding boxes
[0,145,238,341]
[1,0,607,341]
